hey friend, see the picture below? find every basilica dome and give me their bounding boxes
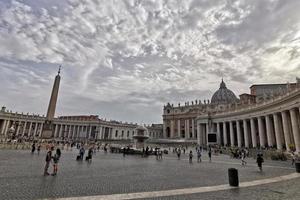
[211,80,238,104]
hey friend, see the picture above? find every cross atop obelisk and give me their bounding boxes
[46,65,61,121]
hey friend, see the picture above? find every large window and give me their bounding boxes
[115,130,118,138]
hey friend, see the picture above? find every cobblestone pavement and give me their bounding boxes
[0,149,297,200]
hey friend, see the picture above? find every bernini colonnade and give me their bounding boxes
[197,88,300,152]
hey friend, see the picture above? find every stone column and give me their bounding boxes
[33,122,38,136]
[281,111,291,151]
[72,125,76,138]
[236,120,242,148]
[206,123,209,145]
[28,122,33,136]
[197,122,201,145]
[99,126,103,139]
[68,125,72,138]
[243,119,249,148]
[54,124,58,138]
[22,121,27,136]
[58,124,63,138]
[217,122,221,145]
[186,119,190,139]
[265,115,274,147]
[89,126,92,139]
[4,120,11,137]
[1,120,7,135]
[177,120,180,138]
[250,118,257,148]
[223,122,228,146]
[258,116,266,148]
[290,109,300,153]
[16,122,21,136]
[273,113,283,150]
[163,121,166,138]
[39,123,44,137]
[230,121,234,147]
[170,120,175,139]
[192,119,195,139]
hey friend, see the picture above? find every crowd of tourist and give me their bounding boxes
[0,139,295,176]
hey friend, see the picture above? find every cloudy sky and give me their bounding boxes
[0,0,300,123]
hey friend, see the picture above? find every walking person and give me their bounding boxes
[177,148,181,160]
[197,149,202,163]
[79,146,85,161]
[31,142,36,154]
[52,148,60,176]
[241,150,247,166]
[189,151,193,164]
[37,144,41,155]
[208,148,212,162]
[86,147,93,162]
[291,152,296,166]
[256,153,264,171]
[44,146,54,176]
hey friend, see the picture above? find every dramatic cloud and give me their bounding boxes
[0,0,299,123]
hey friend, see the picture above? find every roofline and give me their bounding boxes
[250,83,296,88]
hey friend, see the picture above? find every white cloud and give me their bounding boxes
[0,0,299,123]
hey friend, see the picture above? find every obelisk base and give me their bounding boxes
[41,120,54,139]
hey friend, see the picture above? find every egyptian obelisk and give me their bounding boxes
[41,66,61,139]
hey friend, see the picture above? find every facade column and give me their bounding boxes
[197,122,201,145]
[1,120,7,135]
[217,122,221,145]
[68,125,72,139]
[170,120,175,139]
[187,119,190,139]
[33,122,38,136]
[206,123,209,145]
[265,115,275,147]
[16,121,22,135]
[16,122,21,136]
[290,109,300,153]
[77,126,80,139]
[192,119,195,139]
[177,120,180,138]
[163,121,166,138]
[258,116,266,148]
[281,111,291,151]
[223,122,228,146]
[39,123,44,137]
[28,122,33,136]
[229,121,234,147]
[58,124,63,138]
[250,118,257,148]
[4,120,11,137]
[54,124,58,138]
[89,126,92,139]
[236,120,242,148]
[99,126,103,139]
[243,119,249,148]
[22,121,27,136]
[273,113,283,150]
[72,125,76,138]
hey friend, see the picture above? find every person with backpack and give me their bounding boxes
[44,146,54,176]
